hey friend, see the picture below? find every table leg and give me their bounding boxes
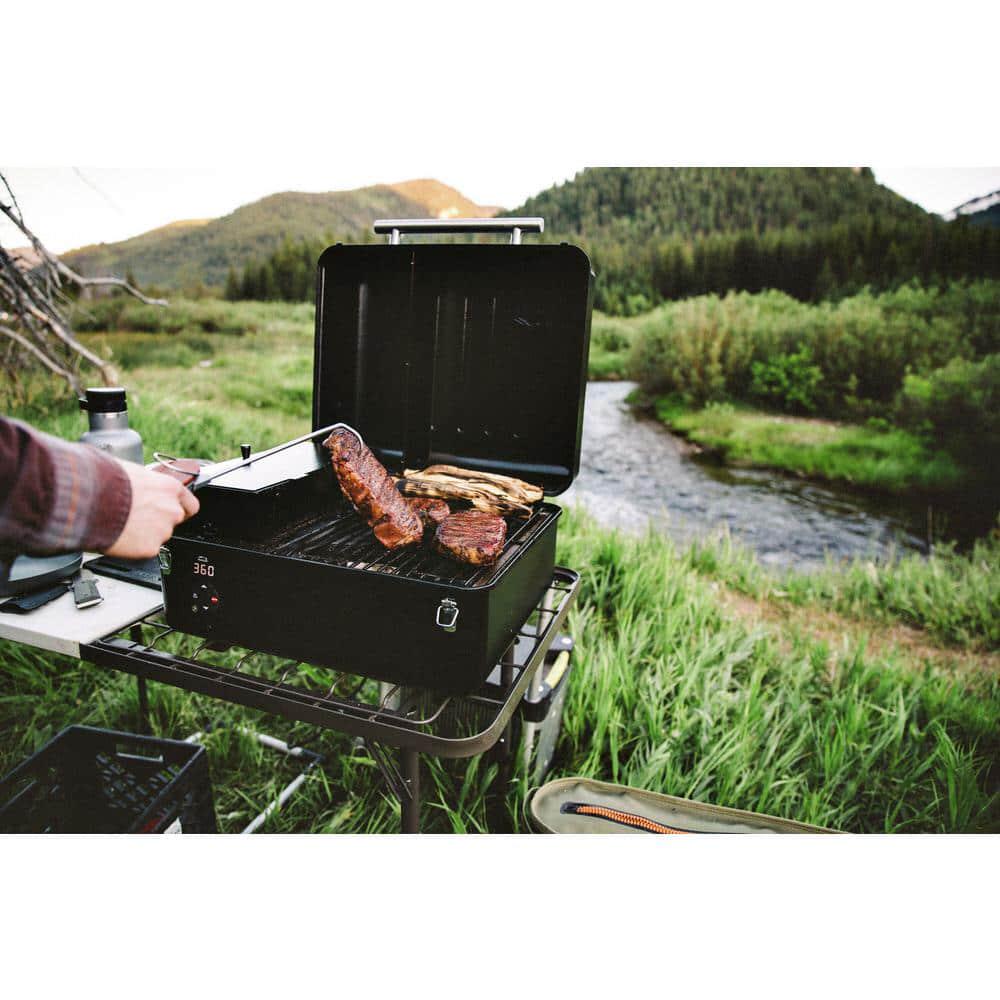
[499,644,516,762]
[522,587,555,771]
[136,677,150,734]
[400,748,420,834]
[130,625,150,734]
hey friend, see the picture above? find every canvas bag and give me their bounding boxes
[527,776,835,834]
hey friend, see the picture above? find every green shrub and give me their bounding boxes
[896,354,1000,475]
[750,346,823,413]
[588,313,635,379]
[69,297,128,331]
[628,291,764,404]
[590,314,633,354]
[627,280,1000,417]
[69,298,259,336]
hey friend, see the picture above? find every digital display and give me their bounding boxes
[194,561,215,577]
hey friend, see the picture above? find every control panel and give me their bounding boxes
[191,582,221,617]
[188,556,221,626]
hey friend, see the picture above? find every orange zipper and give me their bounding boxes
[560,801,692,834]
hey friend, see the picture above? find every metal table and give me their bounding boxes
[73,568,580,832]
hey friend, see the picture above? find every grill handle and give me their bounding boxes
[373,217,544,245]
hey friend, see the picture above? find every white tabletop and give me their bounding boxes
[0,570,163,658]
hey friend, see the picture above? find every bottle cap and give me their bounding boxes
[79,387,128,413]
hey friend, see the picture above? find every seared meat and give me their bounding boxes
[408,497,450,534]
[323,428,422,550]
[434,510,507,565]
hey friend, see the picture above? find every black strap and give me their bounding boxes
[0,583,68,615]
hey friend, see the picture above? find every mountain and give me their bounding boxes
[64,179,497,288]
[508,167,1000,313]
[944,189,1000,228]
[513,167,928,242]
[387,179,499,219]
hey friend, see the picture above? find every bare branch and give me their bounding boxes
[54,260,168,306]
[0,323,77,385]
[0,169,161,391]
[19,296,118,377]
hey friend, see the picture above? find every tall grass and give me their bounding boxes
[556,511,999,833]
[681,524,1000,651]
[3,299,317,458]
[69,297,315,337]
[2,509,996,833]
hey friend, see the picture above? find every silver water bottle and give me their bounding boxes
[79,387,144,464]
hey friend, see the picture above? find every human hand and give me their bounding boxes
[104,462,200,559]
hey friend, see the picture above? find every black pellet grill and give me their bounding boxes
[159,218,592,693]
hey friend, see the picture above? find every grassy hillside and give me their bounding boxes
[63,179,494,289]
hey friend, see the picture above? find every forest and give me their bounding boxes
[227,169,1000,314]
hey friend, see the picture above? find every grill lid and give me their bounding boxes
[312,218,593,495]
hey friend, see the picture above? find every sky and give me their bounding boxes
[2,166,999,255]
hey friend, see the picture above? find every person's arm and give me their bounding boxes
[0,417,199,583]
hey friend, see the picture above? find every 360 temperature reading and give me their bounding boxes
[193,561,215,577]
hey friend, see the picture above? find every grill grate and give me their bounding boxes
[231,504,558,588]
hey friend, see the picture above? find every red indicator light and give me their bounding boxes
[210,596,219,605]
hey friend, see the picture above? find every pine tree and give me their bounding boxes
[224,266,240,301]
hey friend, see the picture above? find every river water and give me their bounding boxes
[562,382,932,571]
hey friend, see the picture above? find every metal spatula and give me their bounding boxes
[153,423,363,492]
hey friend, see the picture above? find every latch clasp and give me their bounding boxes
[436,598,459,632]
[157,547,172,574]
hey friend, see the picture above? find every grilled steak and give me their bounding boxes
[323,428,422,550]
[435,510,507,565]
[408,497,450,534]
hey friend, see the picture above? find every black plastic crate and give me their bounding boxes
[0,726,217,833]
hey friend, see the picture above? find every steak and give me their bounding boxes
[434,510,507,565]
[323,428,422,550]
[408,497,450,534]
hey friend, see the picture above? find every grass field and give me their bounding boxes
[1,298,997,833]
[649,396,963,493]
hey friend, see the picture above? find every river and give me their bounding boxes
[562,382,934,571]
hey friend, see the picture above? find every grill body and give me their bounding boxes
[161,219,592,693]
[161,464,561,692]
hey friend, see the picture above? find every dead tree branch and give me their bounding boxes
[0,169,169,395]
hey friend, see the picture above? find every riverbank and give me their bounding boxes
[645,394,964,494]
[593,311,978,496]
[590,281,1000,506]
[566,382,958,565]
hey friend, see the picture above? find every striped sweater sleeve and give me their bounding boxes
[0,417,132,575]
